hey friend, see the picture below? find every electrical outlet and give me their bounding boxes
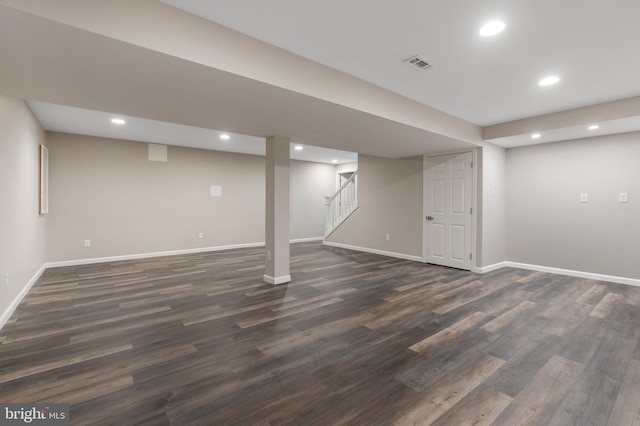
[83,239,91,247]
[198,232,204,239]
[385,234,390,241]
[267,250,272,261]
[5,273,9,286]
[619,193,628,203]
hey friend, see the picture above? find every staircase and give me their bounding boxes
[324,171,358,237]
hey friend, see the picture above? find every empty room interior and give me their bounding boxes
[1,1,640,425]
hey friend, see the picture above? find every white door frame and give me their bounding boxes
[422,149,478,271]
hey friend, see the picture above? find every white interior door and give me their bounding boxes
[425,152,473,270]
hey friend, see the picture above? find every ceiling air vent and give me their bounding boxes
[404,55,432,71]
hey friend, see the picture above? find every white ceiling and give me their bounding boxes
[27,101,358,164]
[162,0,640,127]
[1,1,640,155]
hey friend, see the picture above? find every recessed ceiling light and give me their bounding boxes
[588,124,600,130]
[219,134,230,140]
[294,145,304,151]
[111,118,125,125]
[539,76,560,86]
[531,133,541,139]
[331,159,338,164]
[479,21,506,37]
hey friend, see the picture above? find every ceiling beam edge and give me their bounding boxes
[0,0,482,145]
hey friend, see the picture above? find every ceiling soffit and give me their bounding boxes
[0,1,480,157]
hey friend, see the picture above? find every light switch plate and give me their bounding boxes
[580,193,588,203]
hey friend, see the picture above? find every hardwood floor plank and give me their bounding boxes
[556,316,611,365]
[396,329,498,392]
[481,300,536,334]
[576,282,609,304]
[1,242,639,425]
[430,386,512,426]
[626,291,640,307]
[257,312,374,356]
[382,273,479,305]
[548,369,619,426]
[32,375,134,405]
[516,271,548,283]
[544,302,594,337]
[236,297,344,328]
[430,279,486,312]
[492,355,585,425]
[607,359,640,426]
[269,288,358,311]
[2,306,172,344]
[538,279,592,319]
[483,324,564,397]
[362,302,434,331]
[6,344,197,404]
[393,354,504,425]
[609,302,640,341]
[0,343,133,384]
[180,296,296,326]
[391,272,456,292]
[408,312,490,355]
[590,292,626,319]
[433,279,519,315]
[586,331,636,382]
[478,289,534,317]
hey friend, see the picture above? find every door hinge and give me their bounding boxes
[470,253,472,260]
[470,207,473,214]
[470,162,473,169]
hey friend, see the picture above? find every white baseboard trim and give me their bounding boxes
[0,264,47,331]
[322,241,423,263]
[475,262,510,274]
[46,242,267,268]
[319,246,640,287]
[45,238,324,269]
[263,274,292,285]
[477,260,640,286]
[290,237,324,243]
[501,261,640,287]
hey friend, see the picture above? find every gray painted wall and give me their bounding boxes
[46,132,335,262]
[0,96,47,323]
[481,143,508,266]
[506,132,640,279]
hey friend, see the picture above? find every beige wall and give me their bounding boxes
[46,133,335,262]
[326,154,423,258]
[0,96,47,324]
[507,132,640,279]
[291,160,336,239]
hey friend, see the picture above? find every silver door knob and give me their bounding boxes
[426,216,434,221]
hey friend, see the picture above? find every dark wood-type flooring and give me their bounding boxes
[1,242,640,425]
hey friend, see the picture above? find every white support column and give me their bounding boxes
[264,136,291,284]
